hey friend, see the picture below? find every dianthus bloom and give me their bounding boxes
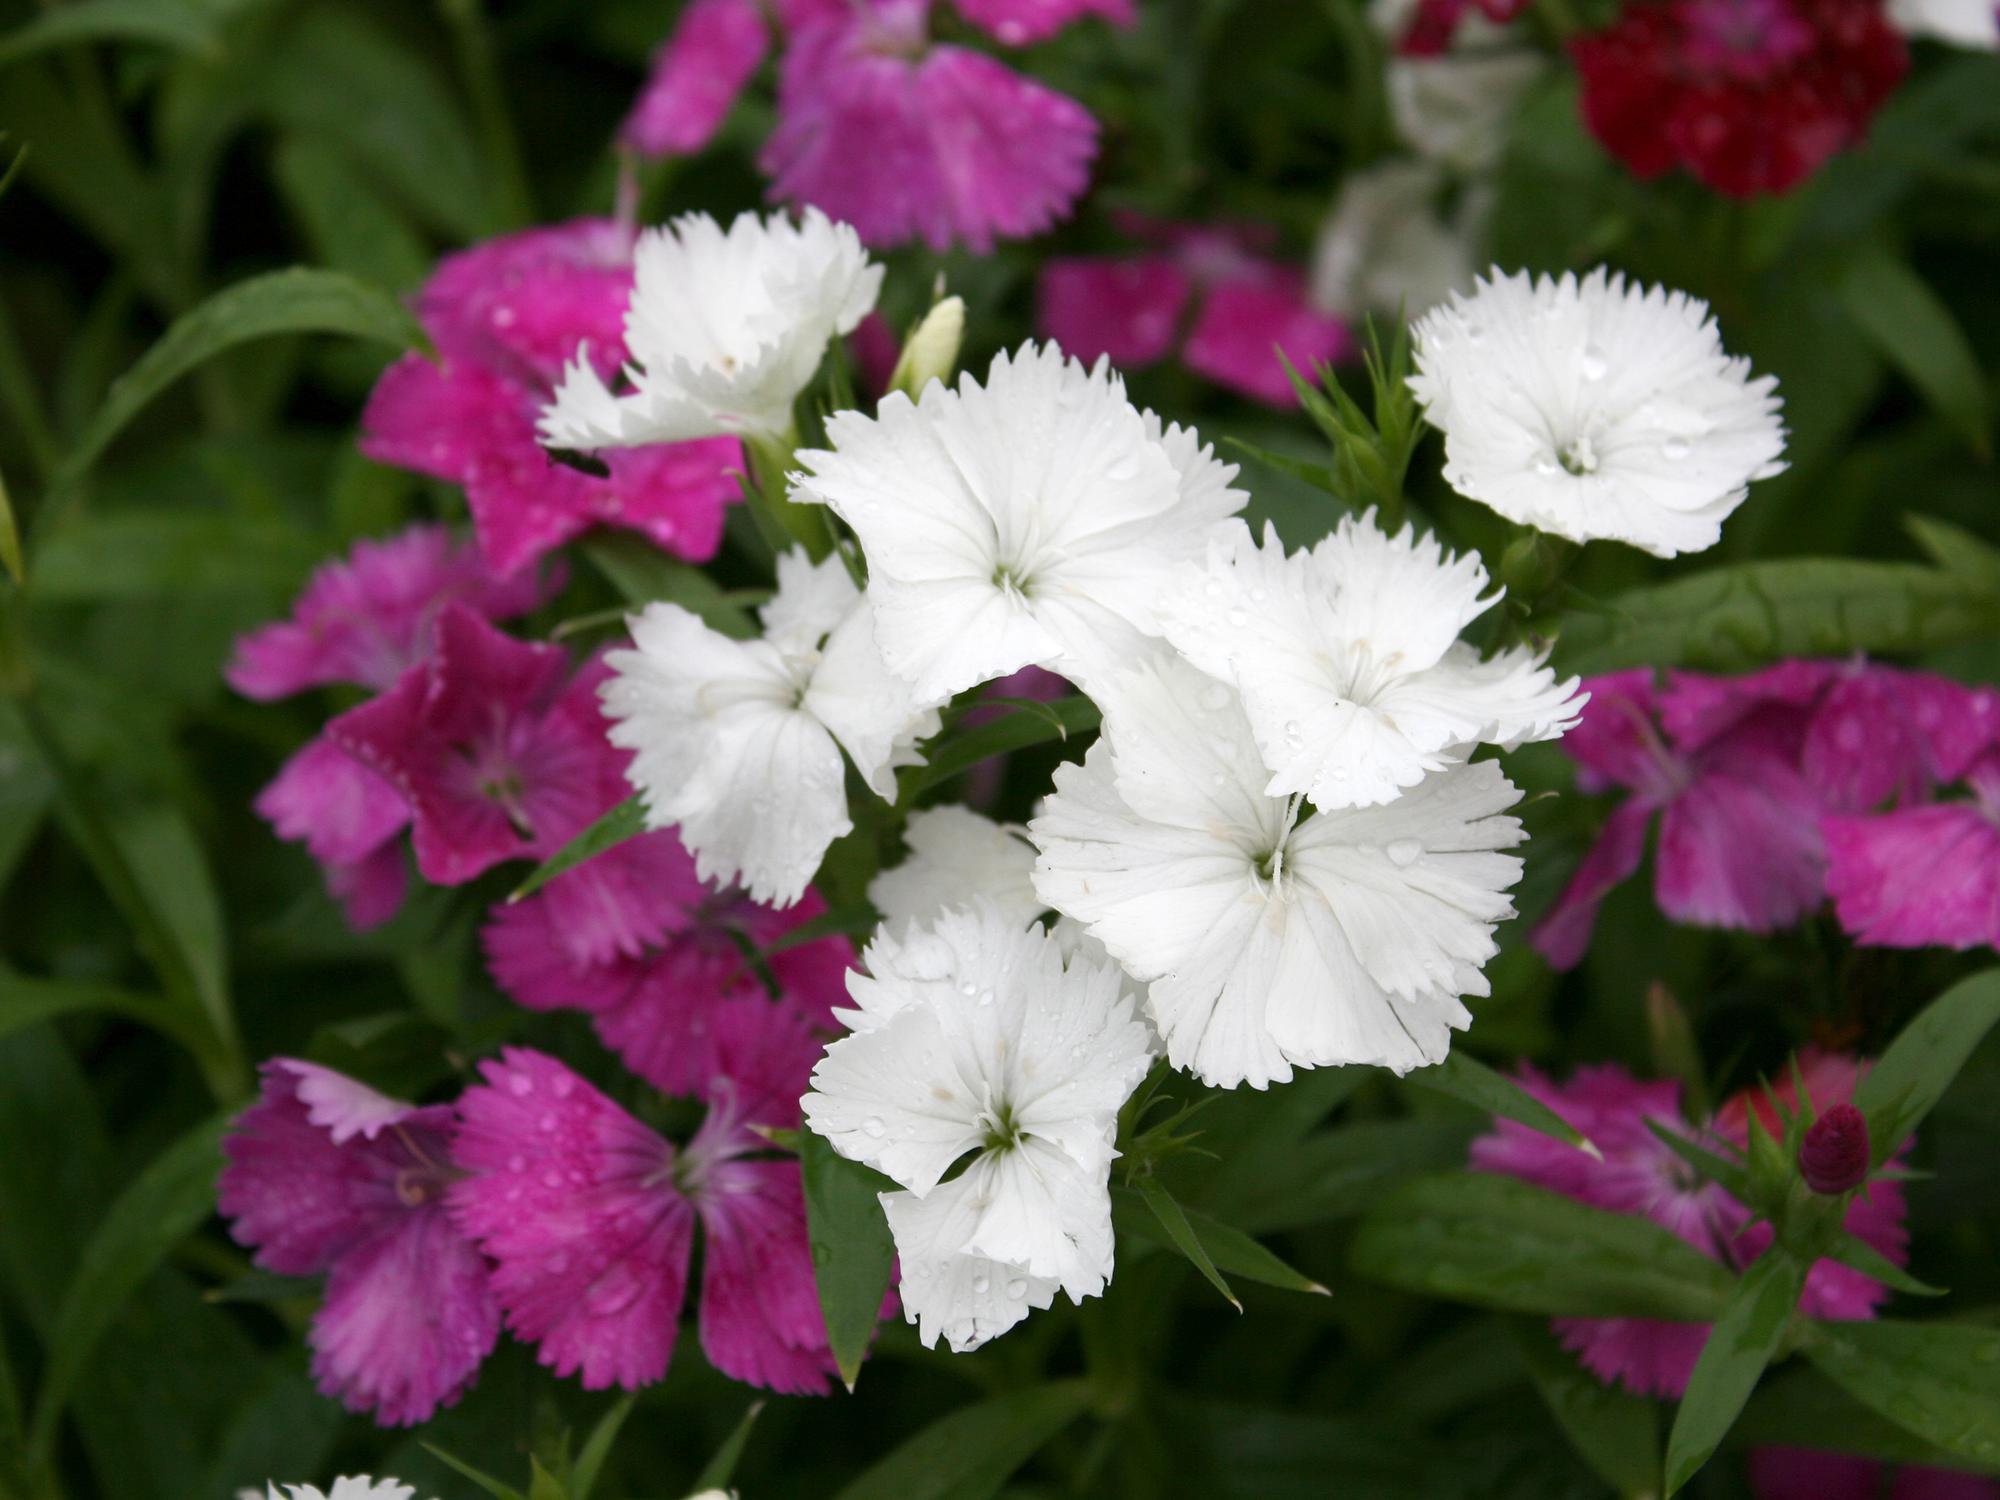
[1312,161,1485,323]
[804,904,1156,1351]
[540,209,881,449]
[1037,219,1351,408]
[1370,0,1544,167]
[255,1480,435,1500]
[1471,1051,1908,1397]
[1158,515,1583,809]
[1409,267,1787,558]
[218,1061,500,1426]
[1748,1446,2000,1500]
[448,1021,847,1394]
[792,342,1246,698]
[362,220,741,578]
[760,0,1100,253]
[1032,654,1525,1088]
[1823,748,2000,950]
[1571,0,1907,198]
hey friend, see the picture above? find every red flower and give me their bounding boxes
[1571,0,1907,197]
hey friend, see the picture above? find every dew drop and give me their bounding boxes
[1386,838,1423,867]
[1005,1277,1028,1299]
[1579,344,1608,381]
[538,1112,558,1133]
[971,1273,991,1294]
[507,1072,534,1097]
[861,1116,886,1138]
[1662,437,1691,461]
[1224,607,1248,628]
[550,1072,576,1099]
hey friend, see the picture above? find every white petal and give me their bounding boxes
[868,808,1043,932]
[761,548,861,656]
[960,1141,1116,1298]
[882,1179,1058,1353]
[803,1000,985,1192]
[805,596,944,799]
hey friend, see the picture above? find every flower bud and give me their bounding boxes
[889,295,966,398]
[1800,1102,1870,1195]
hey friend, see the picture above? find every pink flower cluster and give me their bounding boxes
[1037,217,1352,408]
[624,0,1121,251]
[1535,659,2000,968]
[1472,1050,1908,1397]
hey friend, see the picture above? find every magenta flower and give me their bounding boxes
[254,737,412,930]
[760,0,1099,253]
[1471,1051,1908,1397]
[226,524,553,702]
[1748,1446,2000,1500]
[1532,664,1834,968]
[1038,219,1351,408]
[218,1060,500,1426]
[361,220,741,579]
[328,606,624,887]
[482,829,857,1098]
[1824,750,2000,951]
[447,1027,844,1395]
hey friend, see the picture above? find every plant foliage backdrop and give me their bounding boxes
[0,1,1997,1499]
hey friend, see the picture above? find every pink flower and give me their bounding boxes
[447,1032,846,1394]
[361,220,741,579]
[1471,1051,1908,1398]
[483,830,857,1099]
[1749,1447,2000,1500]
[225,525,553,701]
[1037,219,1351,408]
[218,1060,499,1426]
[760,0,1099,253]
[1533,664,1835,968]
[254,737,412,930]
[328,606,624,887]
[1823,751,2000,951]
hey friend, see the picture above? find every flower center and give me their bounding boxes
[977,1099,1024,1154]
[1559,434,1601,476]
[1682,0,1816,79]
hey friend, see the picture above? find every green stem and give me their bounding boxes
[744,427,837,562]
[438,0,535,229]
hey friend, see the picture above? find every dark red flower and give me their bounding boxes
[1571,0,1907,197]
[1800,1102,1872,1195]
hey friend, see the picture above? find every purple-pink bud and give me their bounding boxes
[1800,1103,1870,1194]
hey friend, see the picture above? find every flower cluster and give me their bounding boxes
[1537,658,2000,966]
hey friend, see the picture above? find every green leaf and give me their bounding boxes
[1804,1319,2000,1471]
[1222,435,1341,497]
[1350,1173,1734,1321]
[570,1395,635,1500]
[0,0,218,70]
[51,269,426,496]
[510,796,647,902]
[905,697,1102,799]
[799,1129,897,1392]
[1113,1186,1326,1295]
[691,1401,765,1492]
[113,805,232,1046]
[1854,968,2000,1165]
[1904,513,2000,584]
[1135,1175,1242,1311]
[1548,558,2000,675]
[1839,244,1991,458]
[0,973,212,1058]
[1824,1230,1946,1298]
[26,514,320,600]
[527,1457,566,1500]
[1402,1051,1599,1157]
[829,1380,1092,1500]
[26,1112,229,1462]
[1663,1252,1808,1495]
[0,459,21,584]
[270,136,430,294]
[422,1444,526,1500]
[1737,1365,1990,1470]
[1509,1318,1660,1499]
[582,535,758,639]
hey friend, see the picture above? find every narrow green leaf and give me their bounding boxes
[1403,1050,1600,1157]
[799,1129,897,1392]
[26,1113,229,1461]
[527,1457,567,1500]
[1738,1365,1989,1470]
[25,514,320,600]
[582,536,758,639]
[114,805,232,1047]
[1113,1186,1326,1295]
[1136,1175,1242,1310]
[1222,435,1341,496]
[905,698,1101,798]
[51,269,427,496]
[1644,1118,1750,1200]
[510,796,646,902]
[271,136,431,293]
[1663,1252,1808,1495]
[1509,1317,1660,1499]
[570,1394,636,1500]
[1350,1173,1735,1321]
[1839,245,1991,457]
[829,1380,1091,1500]
[0,973,211,1057]
[1904,514,2000,584]
[1854,968,2000,1165]
[1825,1230,1946,1298]
[1804,1319,2000,1471]
[759,901,877,955]
[0,459,21,583]
[691,1401,765,1492]
[422,1444,527,1500]
[0,0,217,70]
[1548,559,2000,676]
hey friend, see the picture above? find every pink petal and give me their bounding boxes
[1035,256,1191,369]
[1655,757,1826,931]
[254,737,410,869]
[416,219,636,379]
[590,938,775,1099]
[1181,274,1353,408]
[1530,799,1655,971]
[310,1205,500,1427]
[1823,801,2000,950]
[950,0,1135,44]
[278,1058,420,1145]
[449,1049,696,1391]
[327,842,410,932]
[1658,660,1837,754]
[621,0,771,157]
[1747,1448,1883,1500]
[1553,1314,1710,1398]
[694,1158,836,1393]
[1561,670,1672,795]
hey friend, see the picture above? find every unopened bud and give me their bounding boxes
[890,295,966,398]
[1800,1102,1870,1194]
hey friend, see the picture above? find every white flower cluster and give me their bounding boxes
[547,210,1783,1353]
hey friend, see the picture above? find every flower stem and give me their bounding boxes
[744,429,838,564]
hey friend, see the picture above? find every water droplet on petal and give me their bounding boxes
[861,1116,886,1138]
[1580,344,1608,381]
[971,1273,991,1294]
[1387,838,1423,867]
[1005,1277,1028,1299]
[1662,437,1691,461]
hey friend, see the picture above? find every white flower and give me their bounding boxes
[262,1481,427,1500]
[1409,267,1787,558]
[803,904,1156,1351]
[540,208,882,447]
[1311,161,1484,322]
[1369,0,1545,169]
[869,806,1043,931]
[1889,0,1997,44]
[1158,515,1584,810]
[1030,654,1525,1090]
[790,342,1247,700]
[602,550,940,906]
